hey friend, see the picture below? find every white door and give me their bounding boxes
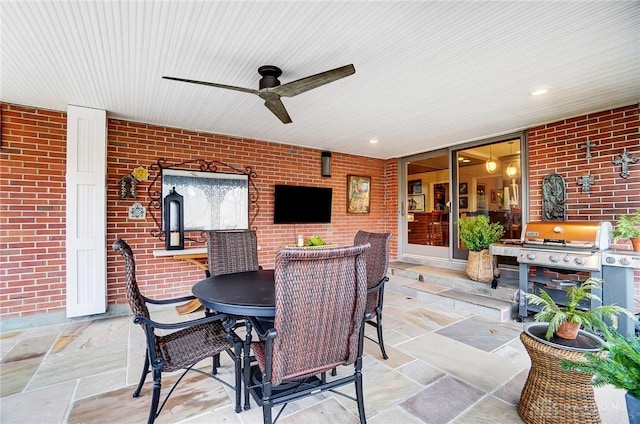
[66,105,107,317]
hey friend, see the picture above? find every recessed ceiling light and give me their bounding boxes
[458,157,464,161]
[462,159,470,163]
[369,139,378,144]
[530,89,548,96]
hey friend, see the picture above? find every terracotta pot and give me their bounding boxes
[631,237,640,252]
[556,322,581,340]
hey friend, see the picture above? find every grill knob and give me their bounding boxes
[620,257,631,266]
[605,256,616,264]
[549,254,559,263]
[563,255,571,263]
[574,257,586,266]
[526,252,536,261]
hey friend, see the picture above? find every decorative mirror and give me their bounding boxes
[147,158,259,241]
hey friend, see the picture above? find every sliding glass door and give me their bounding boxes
[399,132,527,262]
[452,134,527,260]
[401,149,450,259]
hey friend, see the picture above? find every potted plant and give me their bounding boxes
[611,209,640,252]
[525,277,635,341]
[560,330,640,424]
[457,215,504,282]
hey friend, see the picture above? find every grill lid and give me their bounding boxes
[522,221,612,250]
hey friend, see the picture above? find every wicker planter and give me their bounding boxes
[518,323,605,424]
[465,249,496,282]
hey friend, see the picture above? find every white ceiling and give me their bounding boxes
[2,1,638,159]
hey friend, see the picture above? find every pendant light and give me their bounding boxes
[485,145,497,174]
[506,142,518,178]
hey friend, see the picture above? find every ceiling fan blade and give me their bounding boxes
[162,76,258,95]
[273,64,355,98]
[260,93,292,124]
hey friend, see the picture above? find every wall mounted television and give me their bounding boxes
[273,185,332,224]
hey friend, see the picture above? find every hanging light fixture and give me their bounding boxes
[506,142,518,178]
[485,145,497,174]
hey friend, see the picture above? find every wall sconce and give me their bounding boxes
[485,145,497,174]
[321,151,332,177]
[164,187,184,250]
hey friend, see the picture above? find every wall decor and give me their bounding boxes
[542,173,566,221]
[117,174,137,199]
[613,148,638,179]
[407,194,425,212]
[147,158,259,241]
[577,174,595,193]
[347,175,371,214]
[128,202,146,219]
[408,179,422,194]
[459,197,468,209]
[132,166,149,182]
[491,189,498,203]
[580,139,596,159]
[459,182,468,195]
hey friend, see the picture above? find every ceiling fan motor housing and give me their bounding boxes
[258,65,282,89]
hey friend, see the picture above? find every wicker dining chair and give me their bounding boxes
[354,230,393,359]
[248,244,370,424]
[112,238,243,423]
[204,229,263,409]
[205,230,260,277]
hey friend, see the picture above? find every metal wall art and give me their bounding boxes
[580,139,596,158]
[577,174,595,194]
[613,148,638,179]
[542,173,566,221]
[117,174,137,199]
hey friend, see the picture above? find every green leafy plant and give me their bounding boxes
[457,215,504,251]
[525,277,636,341]
[611,209,640,241]
[561,329,640,399]
[304,235,325,246]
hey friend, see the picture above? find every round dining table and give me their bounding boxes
[191,269,276,317]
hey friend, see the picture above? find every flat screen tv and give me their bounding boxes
[273,185,332,224]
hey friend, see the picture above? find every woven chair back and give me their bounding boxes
[354,231,392,313]
[204,230,259,276]
[270,244,369,386]
[112,239,150,322]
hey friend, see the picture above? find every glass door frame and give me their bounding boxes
[398,131,528,262]
[452,131,528,260]
[400,148,451,259]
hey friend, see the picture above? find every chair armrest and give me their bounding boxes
[133,311,229,331]
[367,276,389,295]
[142,294,197,305]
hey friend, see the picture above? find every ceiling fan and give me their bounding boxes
[163,64,355,124]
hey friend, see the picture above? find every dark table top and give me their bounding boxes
[192,269,275,317]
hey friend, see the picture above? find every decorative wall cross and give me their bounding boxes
[577,174,595,193]
[613,148,638,179]
[580,139,596,158]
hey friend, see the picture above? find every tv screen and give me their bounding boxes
[274,185,332,224]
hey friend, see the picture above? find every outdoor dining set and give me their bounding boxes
[112,229,392,424]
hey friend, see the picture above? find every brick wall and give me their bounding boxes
[1,103,396,320]
[2,102,638,322]
[527,103,640,301]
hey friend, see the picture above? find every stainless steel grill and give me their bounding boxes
[516,220,637,335]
